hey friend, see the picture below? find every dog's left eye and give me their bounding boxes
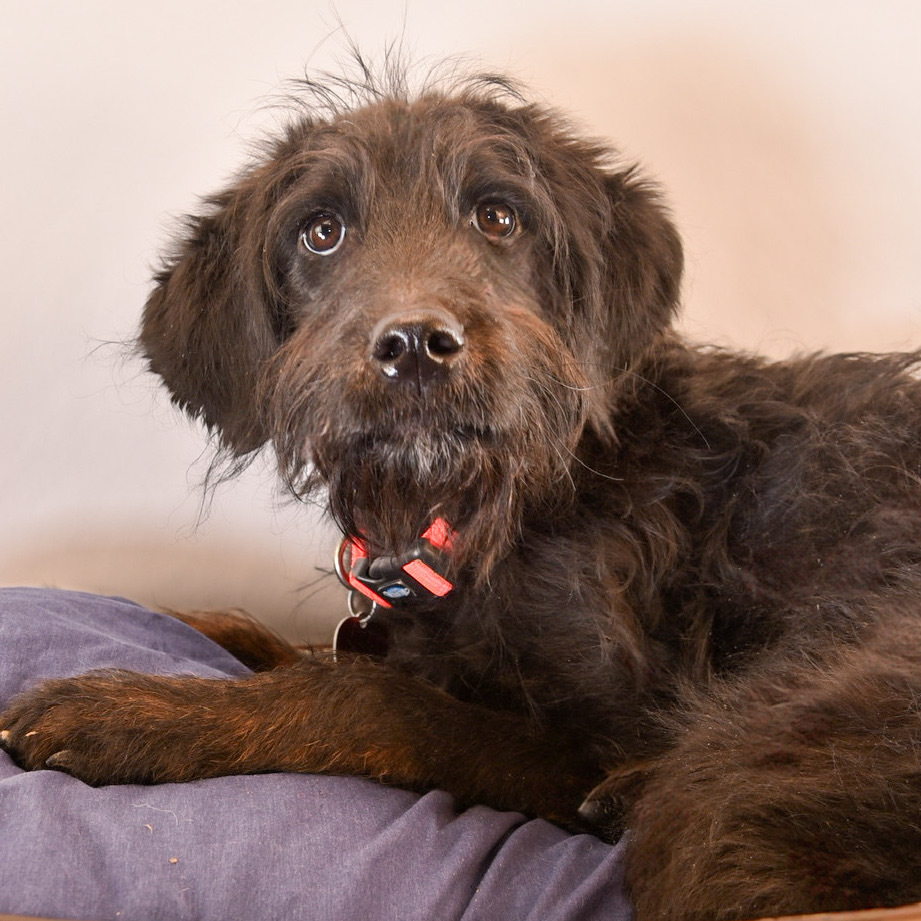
[300,213,346,255]
[473,201,517,240]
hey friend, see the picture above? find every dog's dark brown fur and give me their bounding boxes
[4,67,921,920]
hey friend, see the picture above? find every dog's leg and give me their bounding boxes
[0,656,600,827]
[166,609,305,671]
[620,617,921,921]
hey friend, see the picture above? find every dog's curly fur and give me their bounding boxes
[4,64,921,920]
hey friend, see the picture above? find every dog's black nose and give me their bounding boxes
[371,313,465,388]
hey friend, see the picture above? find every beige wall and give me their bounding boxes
[2,0,920,641]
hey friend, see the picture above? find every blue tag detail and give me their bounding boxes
[381,583,413,600]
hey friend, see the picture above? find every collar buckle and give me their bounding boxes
[334,518,456,610]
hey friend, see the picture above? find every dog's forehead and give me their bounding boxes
[328,95,502,146]
[292,96,539,197]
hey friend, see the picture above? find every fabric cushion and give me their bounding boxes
[0,587,631,921]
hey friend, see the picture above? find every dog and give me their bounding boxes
[4,64,921,920]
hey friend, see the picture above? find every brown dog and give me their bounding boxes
[4,66,921,920]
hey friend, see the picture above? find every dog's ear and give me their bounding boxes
[546,152,683,378]
[140,170,282,455]
[509,105,683,405]
[551,142,684,435]
[597,167,684,367]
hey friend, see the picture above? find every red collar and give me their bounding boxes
[332,519,457,658]
[334,518,456,610]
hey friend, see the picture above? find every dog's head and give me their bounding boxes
[141,73,683,567]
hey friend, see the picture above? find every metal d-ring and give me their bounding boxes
[333,536,352,589]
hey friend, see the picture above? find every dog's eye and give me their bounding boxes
[473,202,517,240]
[300,213,346,255]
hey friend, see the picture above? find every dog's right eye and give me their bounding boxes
[300,213,346,255]
[473,201,518,241]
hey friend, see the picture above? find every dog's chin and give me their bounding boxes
[322,424,492,509]
[302,421,549,572]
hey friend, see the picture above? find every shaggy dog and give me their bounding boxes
[4,66,921,920]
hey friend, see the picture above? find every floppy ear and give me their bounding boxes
[596,166,684,369]
[575,169,684,435]
[503,103,683,417]
[140,173,282,455]
[539,141,683,373]
[556,167,685,437]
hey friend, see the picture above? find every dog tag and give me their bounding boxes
[332,614,390,659]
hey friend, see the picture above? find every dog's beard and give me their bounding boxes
[283,412,580,579]
[271,385,587,579]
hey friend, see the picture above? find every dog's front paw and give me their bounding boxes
[0,671,218,785]
[1,673,140,783]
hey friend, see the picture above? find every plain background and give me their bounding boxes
[2,0,920,642]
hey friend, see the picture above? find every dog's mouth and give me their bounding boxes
[315,419,500,479]
[371,422,497,447]
[451,424,498,443]
[290,416,518,558]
